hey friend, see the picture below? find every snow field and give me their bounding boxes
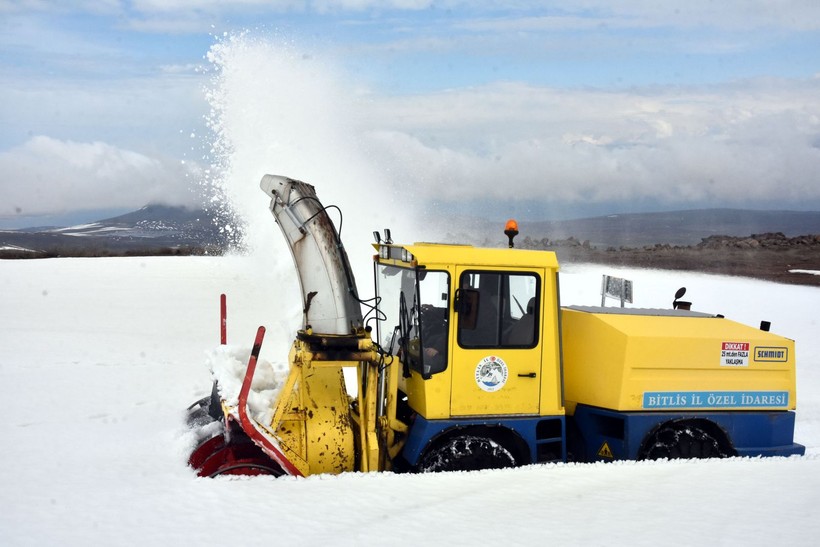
[1,256,818,546]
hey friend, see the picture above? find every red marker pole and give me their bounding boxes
[220,293,227,345]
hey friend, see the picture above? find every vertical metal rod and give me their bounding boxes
[220,293,227,345]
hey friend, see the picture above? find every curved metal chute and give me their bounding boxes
[260,174,363,335]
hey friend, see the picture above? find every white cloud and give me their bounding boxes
[129,0,299,12]
[197,33,820,229]
[0,67,209,154]
[0,136,203,218]
[9,1,820,32]
[3,10,819,228]
[597,0,820,32]
[357,79,820,209]
[452,1,820,32]
[126,33,811,246]
[0,1,120,15]
[0,12,122,59]
[128,0,435,14]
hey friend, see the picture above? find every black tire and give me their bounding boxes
[640,421,732,460]
[418,435,517,473]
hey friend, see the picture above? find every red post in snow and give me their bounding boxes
[220,293,227,345]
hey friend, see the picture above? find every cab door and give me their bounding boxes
[450,268,543,416]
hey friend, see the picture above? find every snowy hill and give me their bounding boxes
[525,208,820,248]
[0,255,818,545]
[0,205,232,257]
[457,209,820,249]
[4,206,820,259]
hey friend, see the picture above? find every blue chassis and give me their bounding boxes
[400,405,804,467]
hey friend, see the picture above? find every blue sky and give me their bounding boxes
[2,1,820,228]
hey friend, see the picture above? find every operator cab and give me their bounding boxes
[373,238,563,420]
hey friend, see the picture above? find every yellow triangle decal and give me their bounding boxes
[597,441,614,459]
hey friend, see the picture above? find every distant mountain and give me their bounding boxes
[0,204,233,258]
[3,205,820,259]
[487,209,820,248]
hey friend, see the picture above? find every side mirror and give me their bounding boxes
[455,288,479,330]
[673,287,692,310]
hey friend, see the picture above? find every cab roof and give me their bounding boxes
[381,241,560,270]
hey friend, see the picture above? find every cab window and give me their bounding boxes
[457,271,539,348]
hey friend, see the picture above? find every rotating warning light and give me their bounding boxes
[504,219,519,248]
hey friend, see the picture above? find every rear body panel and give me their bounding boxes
[561,306,797,413]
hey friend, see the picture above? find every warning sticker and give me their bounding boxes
[721,341,749,367]
[597,442,614,459]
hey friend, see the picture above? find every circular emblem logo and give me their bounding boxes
[475,355,509,392]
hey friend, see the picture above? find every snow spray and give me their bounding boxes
[203,32,421,290]
[200,31,425,364]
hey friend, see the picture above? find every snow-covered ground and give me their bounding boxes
[790,269,820,276]
[1,255,818,546]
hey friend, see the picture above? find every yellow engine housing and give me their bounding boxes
[561,306,797,414]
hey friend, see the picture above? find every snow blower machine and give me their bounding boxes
[186,175,804,477]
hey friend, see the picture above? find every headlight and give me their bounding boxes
[379,245,389,259]
[401,248,414,262]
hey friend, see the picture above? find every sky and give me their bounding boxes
[1,1,820,229]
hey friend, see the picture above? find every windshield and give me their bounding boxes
[375,264,450,378]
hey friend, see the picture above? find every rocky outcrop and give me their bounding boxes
[519,232,820,287]
[697,232,820,250]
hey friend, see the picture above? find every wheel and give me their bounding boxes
[640,421,732,460]
[418,435,516,473]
